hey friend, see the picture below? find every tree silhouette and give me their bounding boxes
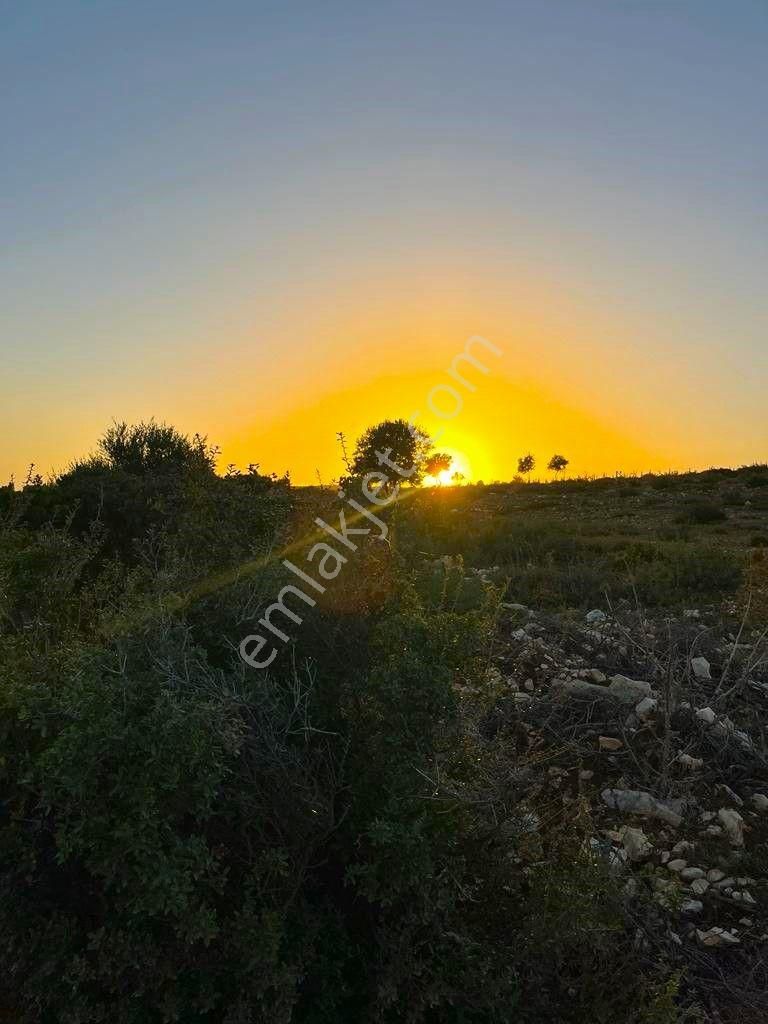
[517,453,536,479]
[424,452,453,481]
[547,454,569,475]
[351,419,433,484]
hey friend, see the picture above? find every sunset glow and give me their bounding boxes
[1,4,766,484]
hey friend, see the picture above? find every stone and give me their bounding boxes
[511,628,528,642]
[667,859,688,873]
[696,707,716,726]
[718,808,745,847]
[601,788,683,827]
[585,609,607,625]
[718,784,743,806]
[678,752,704,771]
[690,878,709,896]
[671,840,694,856]
[712,877,736,891]
[609,675,653,702]
[579,769,594,781]
[751,793,768,813]
[707,868,726,883]
[691,656,712,681]
[682,900,704,914]
[696,927,740,948]
[621,826,654,862]
[635,696,658,722]
[598,736,623,752]
[585,668,607,683]
[679,867,705,882]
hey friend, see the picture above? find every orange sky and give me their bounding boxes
[2,6,766,484]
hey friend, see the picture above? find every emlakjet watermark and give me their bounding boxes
[239,334,502,670]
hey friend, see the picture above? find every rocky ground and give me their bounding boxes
[462,578,768,1018]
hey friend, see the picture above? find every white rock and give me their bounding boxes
[678,752,704,771]
[751,793,768,813]
[635,696,658,722]
[690,878,709,896]
[718,808,745,847]
[682,900,704,914]
[672,840,694,856]
[696,707,716,726]
[696,927,740,948]
[667,859,688,873]
[712,877,736,890]
[511,628,528,642]
[679,867,706,882]
[609,675,653,702]
[691,657,713,681]
[707,868,726,883]
[601,788,682,827]
[586,609,607,625]
[621,826,654,862]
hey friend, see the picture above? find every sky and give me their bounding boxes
[1,0,766,484]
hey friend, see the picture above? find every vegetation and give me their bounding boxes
[1,422,766,1023]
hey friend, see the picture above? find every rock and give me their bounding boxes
[679,867,706,882]
[696,707,716,726]
[696,927,740,948]
[682,900,704,914]
[635,696,658,722]
[585,609,607,625]
[609,675,653,702]
[735,891,757,907]
[690,878,709,896]
[672,840,694,856]
[751,793,768,813]
[707,868,727,883]
[667,859,688,873]
[712,877,736,891]
[585,668,607,683]
[718,808,745,847]
[717,784,743,806]
[598,736,623,752]
[579,769,594,781]
[511,628,528,642]
[691,657,713,681]
[678,752,704,771]
[601,788,683,827]
[739,918,753,927]
[621,826,654,862]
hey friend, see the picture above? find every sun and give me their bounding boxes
[424,450,472,486]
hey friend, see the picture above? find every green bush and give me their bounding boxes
[677,500,727,525]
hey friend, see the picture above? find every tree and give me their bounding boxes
[424,452,453,481]
[451,471,466,485]
[517,453,536,479]
[548,454,569,475]
[351,419,433,484]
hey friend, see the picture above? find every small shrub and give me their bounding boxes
[678,500,727,525]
